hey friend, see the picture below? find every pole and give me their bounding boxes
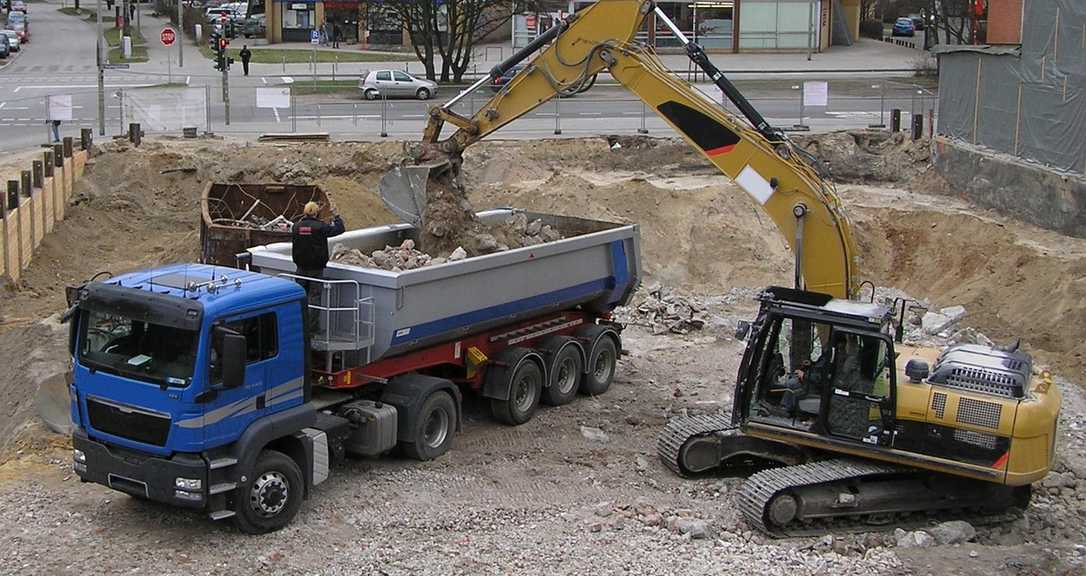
[806,0,814,61]
[205,84,211,133]
[96,0,105,136]
[44,96,51,145]
[553,95,561,135]
[380,91,387,137]
[291,85,297,133]
[222,59,231,125]
[168,52,172,84]
[868,83,886,128]
[638,101,648,134]
[177,0,183,67]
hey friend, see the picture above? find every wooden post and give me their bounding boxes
[32,161,43,189]
[7,181,21,278]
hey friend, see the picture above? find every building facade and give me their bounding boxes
[514,0,860,53]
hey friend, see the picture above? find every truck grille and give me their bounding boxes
[86,398,171,447]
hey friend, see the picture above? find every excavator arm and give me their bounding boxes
[396,0,857,299]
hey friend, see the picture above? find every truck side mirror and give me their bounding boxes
[216,326,247,389]
[735,320,751,341]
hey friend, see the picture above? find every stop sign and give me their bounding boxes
[160,27,176,47]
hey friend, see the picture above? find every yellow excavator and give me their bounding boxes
[379,0,1062,536]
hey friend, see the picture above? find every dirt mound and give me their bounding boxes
[793,130,933,184]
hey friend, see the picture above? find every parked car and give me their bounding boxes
[0,29,20,51]
[0,36,10,60]
[11,0,27,12]
[242,13,265,38]
[359,69,438,100]
[891,17,915,37]
[489,64,523,92]
[908,14,926,31]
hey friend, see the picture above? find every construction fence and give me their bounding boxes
[81,77,937,141]
[1,137,92,285]
[935,0,1086,175]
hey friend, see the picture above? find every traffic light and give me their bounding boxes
[213,35,230,71]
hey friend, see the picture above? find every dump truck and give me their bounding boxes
[66,209,640,533]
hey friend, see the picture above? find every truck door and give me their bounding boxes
[204,311,279,448]
[824,331,895,447]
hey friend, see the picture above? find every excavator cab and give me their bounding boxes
[734,287,898,448]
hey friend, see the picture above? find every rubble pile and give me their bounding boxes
[330,214,563,272]
[616,284,707,334]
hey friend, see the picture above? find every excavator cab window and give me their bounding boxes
[747,315,834,432]
[825,331,895,445]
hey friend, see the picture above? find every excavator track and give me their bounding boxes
[735,458,1027,538]
[656,412,735,476]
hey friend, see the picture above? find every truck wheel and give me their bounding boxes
[401,391,457,461]
[540,337,583,406]
[491,355,543,425]
[234,450,304,535]
[581,335,617,396]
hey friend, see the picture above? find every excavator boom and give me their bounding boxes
[380,0,857,299]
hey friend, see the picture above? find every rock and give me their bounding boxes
[635,455,650,472]
[969,550,979,558]
[928,521,976,545]
[430,257,447,266]
[672,518,710,539]
[816,534,835,549]
[540,225,561,242]
[526,219,543,236]
[894,528,935,548]
[624,415,642,426]
[921,312,951,334]
[580,426,610,443]
[593,502,613,518]
[940,305,966,322]
[448,247,467,261]
[399,239,415,251]
[476,233,500,253]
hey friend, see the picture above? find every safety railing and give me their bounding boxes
[276,274,374,370]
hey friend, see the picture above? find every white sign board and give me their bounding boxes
[803,81,828,107]
[47,95,73,121]
[310,29,320,44]
[256,87,291,109]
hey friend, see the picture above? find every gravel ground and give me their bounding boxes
[1,294,1083,576]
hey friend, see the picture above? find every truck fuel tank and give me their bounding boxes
[338,400,398,456]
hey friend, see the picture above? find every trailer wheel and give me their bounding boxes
[401,391,457,461]
[491,353,544,425]
[540,337,583,406]
[234,449,304,535]
[581,335,618,396]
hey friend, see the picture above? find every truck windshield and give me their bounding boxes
[78,310,198,387]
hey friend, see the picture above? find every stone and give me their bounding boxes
[928,521,976,545]
[673,518,710,539]
[894,529,935,548]
[816,534,835,549]
[940,305,966,322]
[593,502,613,518]
[921,312,951,334]
[399,238,415,251]
[635,455,650,472]
[580,426,610,443]
[448,247,468,261]
[526,219,543,236]
[476,233,500,252]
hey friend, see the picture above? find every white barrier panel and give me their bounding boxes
[256,87,291,109]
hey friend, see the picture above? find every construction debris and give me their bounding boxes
[616,284,707,334]
[332,239,441,271]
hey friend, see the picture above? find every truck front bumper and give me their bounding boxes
[73,429,208,509]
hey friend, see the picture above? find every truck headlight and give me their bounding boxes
[175,477,202,491]
[73,449,86,463]
[174,490,203,502]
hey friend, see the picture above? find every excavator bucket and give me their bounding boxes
[379,160,450,225]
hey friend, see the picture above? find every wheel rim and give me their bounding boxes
[593,348,614,383]
[513,367,538,413]
[555,355,578,394]
[418,89,428,100]
[250,471,290,518]
[422,407,450,449]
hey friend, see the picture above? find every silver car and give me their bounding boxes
[0,30,19,52]
[359,69,438,101]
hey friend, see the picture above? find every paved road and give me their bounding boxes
[0,4,937,153]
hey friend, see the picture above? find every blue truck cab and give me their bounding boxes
[68,264,337,533]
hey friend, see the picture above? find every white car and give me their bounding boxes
[358,70,438,101]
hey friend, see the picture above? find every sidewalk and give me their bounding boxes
[121,17,924,85]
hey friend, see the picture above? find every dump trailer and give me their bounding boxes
[67,209,640,533]
[200,183,330,266]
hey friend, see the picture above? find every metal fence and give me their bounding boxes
[0,77,936,151]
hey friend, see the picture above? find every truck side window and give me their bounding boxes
[210,313,278,382]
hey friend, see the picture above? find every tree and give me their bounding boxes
[385,0,543,83]
[926,0,976,46]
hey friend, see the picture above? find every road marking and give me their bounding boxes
[13,87,20,93]
[403,114,424,118]
[580,112,602,116]
[261,77,267,85]
[0,102,4,109]
[14,84,159,90]
[282,77,294,84]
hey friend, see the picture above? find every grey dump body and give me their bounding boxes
[246,210,641,364]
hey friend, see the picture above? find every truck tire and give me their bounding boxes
[234,449,304,535]
[491,351,544,425]
[581,334,618,396]
[401,391,457,461]
[540,336,583,406]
